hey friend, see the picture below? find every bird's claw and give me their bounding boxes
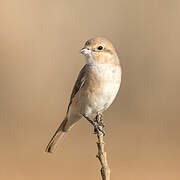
[98,120,105,128]
[95,114,105,127]
[93,126,99,134]
[93,124,105,136]
[82,113,105,136]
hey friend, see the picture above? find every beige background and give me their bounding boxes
[0,0,180,179]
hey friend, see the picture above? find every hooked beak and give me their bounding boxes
[80,48,91,55]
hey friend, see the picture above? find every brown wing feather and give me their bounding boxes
[66,64,88,113]
[45,65,89,153]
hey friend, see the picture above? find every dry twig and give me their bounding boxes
[95,114,110,180]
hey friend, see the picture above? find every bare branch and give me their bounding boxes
[95,114,110,180]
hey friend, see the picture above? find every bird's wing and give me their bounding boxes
[70,64,88,100]
[66,64,89,113]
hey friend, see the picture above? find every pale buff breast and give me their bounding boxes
[79,63,121,115]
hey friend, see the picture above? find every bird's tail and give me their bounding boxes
[45,117,67,153]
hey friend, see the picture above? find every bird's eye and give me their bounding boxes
[97,46,103,50]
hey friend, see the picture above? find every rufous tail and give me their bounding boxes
[45,118,67,153]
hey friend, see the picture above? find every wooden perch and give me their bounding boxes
[95,114,110,180]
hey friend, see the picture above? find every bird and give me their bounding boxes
[45,37,122,153]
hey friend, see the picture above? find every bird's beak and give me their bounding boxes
[80,48,91,55]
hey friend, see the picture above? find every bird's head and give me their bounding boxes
[81,37,119,65]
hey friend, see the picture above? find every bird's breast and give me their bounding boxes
[82,63,121,114]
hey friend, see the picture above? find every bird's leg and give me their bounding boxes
[95,113,106,136]
[81,114,99,134]
[96,113,105,128]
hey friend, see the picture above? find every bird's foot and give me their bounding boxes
[98,120,105,128]
[97,125,106,136]
[81,113,105,136]
[95,113,105,127]
[92,124,105,136]
[94,114,106,136]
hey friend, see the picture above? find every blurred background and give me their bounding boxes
[0,0,180,179]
